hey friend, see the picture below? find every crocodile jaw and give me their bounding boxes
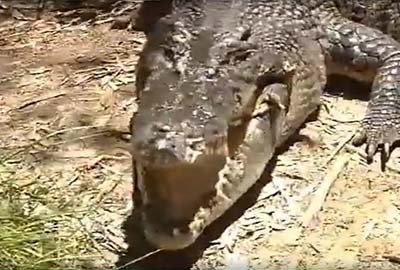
[142,213,197,250]
[134,112,277,250]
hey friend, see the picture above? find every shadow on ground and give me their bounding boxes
[325,74,371,101]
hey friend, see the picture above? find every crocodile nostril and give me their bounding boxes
[152,123,171,133]
[159,125,171,132]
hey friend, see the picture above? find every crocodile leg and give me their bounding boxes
[321,15,400,160]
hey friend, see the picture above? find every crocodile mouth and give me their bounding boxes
[134,138,229,250]
[133,111,276,250]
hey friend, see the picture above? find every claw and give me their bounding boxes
[384,142,390,157]
[379,142,391,171]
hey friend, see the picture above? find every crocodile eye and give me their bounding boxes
[159,125,171,132]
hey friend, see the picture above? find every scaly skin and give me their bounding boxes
[130,0,400,250]
[133,0,400,157]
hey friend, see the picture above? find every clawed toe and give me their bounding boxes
[352,124,400,165]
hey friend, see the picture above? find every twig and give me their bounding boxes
[308,243,321,254]
[327,116,362,124]
[116,249,163,270]
[16,92,66,110]
[323,130,357,166]
[383,255,400,265]
[43,125,102,140]
[301,154,350,227]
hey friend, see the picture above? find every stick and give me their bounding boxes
[383,255,400,265]
[323,130,357,166]
[301,154,350,227]
[17,92,66,110]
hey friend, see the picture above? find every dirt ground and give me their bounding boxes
[1,4,400,270]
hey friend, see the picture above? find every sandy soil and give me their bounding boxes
[1,4,399,270]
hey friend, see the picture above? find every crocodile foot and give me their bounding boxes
[353,89,400,163]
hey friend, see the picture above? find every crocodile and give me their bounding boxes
[129,0,400,250]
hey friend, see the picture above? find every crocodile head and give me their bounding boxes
[130,5,289,250]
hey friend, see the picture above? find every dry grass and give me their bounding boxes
[0,156,101,269]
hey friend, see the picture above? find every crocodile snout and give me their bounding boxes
[134,139,186,167]
[132,124,188,167]
[132,120,229,167]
